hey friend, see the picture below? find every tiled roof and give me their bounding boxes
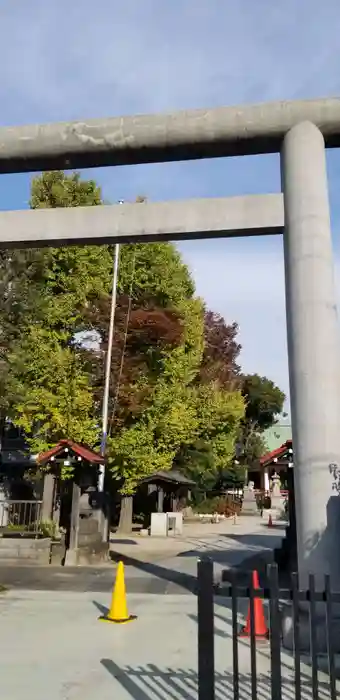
[36,439,104,466]
[141,469,196,486]
[260,439,293,467]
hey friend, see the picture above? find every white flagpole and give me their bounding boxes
[98,239,120,491]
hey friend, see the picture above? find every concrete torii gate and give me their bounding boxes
[1,98,340,605]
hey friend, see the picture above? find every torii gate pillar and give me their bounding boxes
[282,121,340,648]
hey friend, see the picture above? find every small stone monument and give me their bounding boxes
[0,484,8,527]
[241,480,258,515]
[270,472,282,516]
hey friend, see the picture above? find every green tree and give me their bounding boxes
[0,248,49,420]
[6,173,203,516]
[5,172,110,458]
[30,171,113,335]
[174,440,217,494]
[30,170,102,209]
[107,295,205,531]
[0,171,111,349]
[174,310,245,494]
[5,173,247,534]
[242,374,286,431]
[238,374,286,468]
[193,383,243,466]
[118,243,195,306]
[85,244,197,434]
[7,328,98,459]
[177,383,245,492]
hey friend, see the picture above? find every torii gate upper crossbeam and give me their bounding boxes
[0,97,340,174]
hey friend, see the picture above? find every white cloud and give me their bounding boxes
[1,0,340,413]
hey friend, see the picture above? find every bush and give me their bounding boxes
[38,520,65,540]
[216,496,242,517]
[1,519,64,539]
[2,523,26,532]
[193,495,242,517]
[193,497,220,514]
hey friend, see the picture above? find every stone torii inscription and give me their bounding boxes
[1,99,340,640]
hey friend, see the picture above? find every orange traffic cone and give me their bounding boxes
[268,513,273,528]
[239,571,268,639]
[99,561,137,624]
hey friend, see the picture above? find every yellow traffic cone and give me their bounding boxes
[99,561,137,624]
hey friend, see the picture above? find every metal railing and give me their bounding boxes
[0,499,42,531]
[197,559,338,700]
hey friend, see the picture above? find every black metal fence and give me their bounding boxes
[197,559,339,700]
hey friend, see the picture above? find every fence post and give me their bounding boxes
[325,575,337,700]
[309,574,319,700]
[268,563,282,700]
[291,572,301,700]
[197,558,215,700]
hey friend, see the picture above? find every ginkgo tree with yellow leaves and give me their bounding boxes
[107,296,206,530]
[2,170,277,534]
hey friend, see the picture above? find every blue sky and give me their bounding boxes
[1,0,340,409]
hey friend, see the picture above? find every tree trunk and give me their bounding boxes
[118,495,133,533]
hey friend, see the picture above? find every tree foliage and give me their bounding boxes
[199,311,241,389]
[238,374,286,467]
[107,297,206,494]
[30,171,102,209]
[117,243,195,306]
[7,328,98,454]
[174,440,217,493]
[173,310,245,491]
[242,374,286,431]
[2,170,285,527]
[4,173,211,488]
[3,172,108,454]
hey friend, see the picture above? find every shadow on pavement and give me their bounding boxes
[110,541,272,593]
[110,539,138,545]
[189,606,299,677]
[92,599,108,616]
[175,531,284,555]
[101,659,330,700]
[216,531,284,547]
[110,551,197,592]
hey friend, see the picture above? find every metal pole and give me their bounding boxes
[98,242,120,491]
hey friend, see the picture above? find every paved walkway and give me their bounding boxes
[0,518,336,698]
[110,515,285,568]
[0,589,335,699]
[0,516,285,593]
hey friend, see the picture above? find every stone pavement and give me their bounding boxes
[0,589,335,699]
[0,516,285,593]
[109,515,285,568]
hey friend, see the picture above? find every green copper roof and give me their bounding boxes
[263,423,292,452]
